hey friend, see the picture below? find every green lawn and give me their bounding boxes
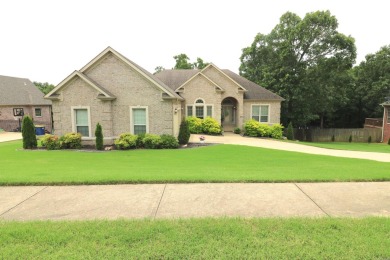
[0,218,389,259]
[0,140,389,184]
[296,141,390,153]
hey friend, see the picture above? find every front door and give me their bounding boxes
[222,105,235,131]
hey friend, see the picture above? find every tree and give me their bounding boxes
[33,82,55,95]
[22,115,37,149]
[173,54,194,69]
[154,66,165,74]
[95,123,103,150]
[286,122,294,140]
[240,11,356,127]
[178,120,190,145]
[173,54,209,70]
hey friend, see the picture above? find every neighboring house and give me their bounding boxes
[0,75,52,132]
[45,47,283,144]
[381,100,390,142]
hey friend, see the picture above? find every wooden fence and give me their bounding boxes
[293,128,383,143]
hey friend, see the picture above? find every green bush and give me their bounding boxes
[349,135,352,143]
[136,133,146,148]
[95,123,103,150]
[331,135,335,142]
[62,132,82,149]
[41,134,61,150]
[114,133,138,150]
[233,127,241,134]
[257,124,271,137]
[388,138,390,145]
[160,134,179,149]
[244,119,261,137]
[186,116,203,134]
[270,124,284,139]
[143,134,162,149]
[22,116,37,149]
[368,136,372,143]
[178,120,190,145]
[201,117,222,135]
[286,122,294,140]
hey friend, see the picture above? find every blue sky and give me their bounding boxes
[1,0,389,84]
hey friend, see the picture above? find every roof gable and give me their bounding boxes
[0,75,51,105]
[45,71,116,101]
[176,71,224,92]
[80,47,183,100]
[201,64,247,91]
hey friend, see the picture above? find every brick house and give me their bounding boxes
[45,47,283,144]
[0,75,52,132]
[381,100,390,142]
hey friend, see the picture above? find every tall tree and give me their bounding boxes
[33,82,55,95]
[240,11,356,126]
[154,66,165,74]
[173,54,194,69]
[193,57,209,69]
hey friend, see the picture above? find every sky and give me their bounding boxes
[1,0,389,85]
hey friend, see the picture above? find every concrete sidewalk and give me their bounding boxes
[0,132,22,142]
[1,183,389,221]
[190,133,390,162]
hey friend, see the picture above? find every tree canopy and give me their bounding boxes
[173,54,209,70]
[240,10,356,127]
[33,81,55,95]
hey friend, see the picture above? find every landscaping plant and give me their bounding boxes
[349,135,352,143]
[270,124,284,139]
[143,134,162,149]
[61,132,82,149]
[286,122,294,140]
[95,123,103,150]
[114,133,138,150]
[388,138,390,145]
[160,134,179,149]
[186,116,203,134]
[368,136,372,143]
[40,134,61,150]
[201,117,222,135]
[244,119,261,137]
[233,127,241,134]
[178,120,190,145]
[21,115,37,149]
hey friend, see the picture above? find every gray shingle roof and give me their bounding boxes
[0,75,51,105]
[222,70,284,101]
[155,69,284,101]
[155,69,199,90]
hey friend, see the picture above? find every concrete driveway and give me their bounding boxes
[1,182,389,221]
[0,132,22,142]
[190,133,390,162]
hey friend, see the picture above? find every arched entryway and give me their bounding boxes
[221,97,238,131]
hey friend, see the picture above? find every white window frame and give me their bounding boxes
[186,98,214,119]
[251,104,270,123]
[71,106,92,137]
[130,106,149,135]
[34,107,42,117]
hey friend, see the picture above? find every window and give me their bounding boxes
[131,107,148,135]
[35,108,42,117]
[195,106,204,119]
[187,106,193,117]
[75,109,90,137]
[207,106,212,117]
[252,105,269,123]
[187,98,213,119]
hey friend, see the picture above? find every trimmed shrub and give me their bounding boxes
[286,122,294,140]
[331,135,335,142]
[95,123,103,150]
[186,116,203,134]
[349,135,352,143]
[244,119,261,137]
[22,115,37,149]
[368,136,372,143]
[233,127,241,134]
[115,133,138,150]
[41,134,61,150]
[143,134,162,149]
[62,132,82,149]
[136,133,146,148]
[178,120,190,145]
[201,117,222,135]
[160,134,179,149]
[270,124,284,139]
[257,124,271,137]
[388,138,390,145]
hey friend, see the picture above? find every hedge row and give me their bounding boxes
[186,117,222,135]
[115,133,179,150]
[41,132,82,150]
[243,120,284,139]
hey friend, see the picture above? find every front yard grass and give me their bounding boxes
[296,141,390,153]
[0,140,389,185]
[1,218,389,259]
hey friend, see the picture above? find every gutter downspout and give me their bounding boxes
[381,105,385,143]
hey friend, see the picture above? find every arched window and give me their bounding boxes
[186,98,213,119]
